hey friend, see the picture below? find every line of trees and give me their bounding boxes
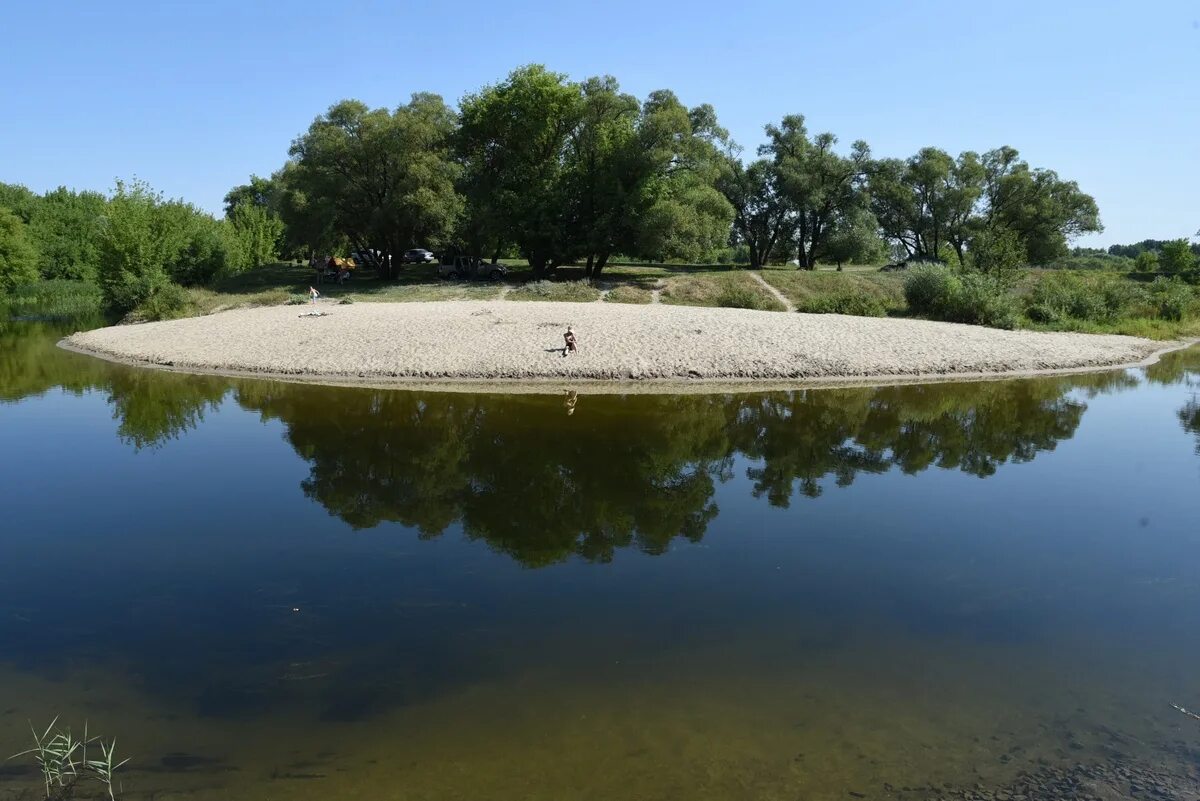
[232,64,1109,279]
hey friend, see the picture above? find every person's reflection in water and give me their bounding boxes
[564,390,578,415]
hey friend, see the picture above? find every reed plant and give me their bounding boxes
[7,718,129,800]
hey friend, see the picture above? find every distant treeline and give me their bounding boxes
[1,64,1197,320]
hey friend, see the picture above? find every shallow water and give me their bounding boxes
[1,318,1199,800]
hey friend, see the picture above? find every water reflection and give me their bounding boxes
[5,318,1199,566]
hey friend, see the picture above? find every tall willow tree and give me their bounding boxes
[288,94,463,278]
[759,115,871,269]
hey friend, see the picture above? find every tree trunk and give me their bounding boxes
[593,253,609,280]
[585,253,595,279]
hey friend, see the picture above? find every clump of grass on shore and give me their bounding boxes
[604,284,655,304]
[508,280,602,303]
[660,272,784,311]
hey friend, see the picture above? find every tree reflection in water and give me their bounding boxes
[5,318,1199,564]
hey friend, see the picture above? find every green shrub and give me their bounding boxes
[903,263,960,316]
[131,281,191,321]
[946,273,1020,329]
[903,264,1017,328]
[1026,273,1143,324]
[1148,278,1196,322]
[799,291,887,317]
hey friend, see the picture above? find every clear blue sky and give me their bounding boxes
[2,0,1197,247]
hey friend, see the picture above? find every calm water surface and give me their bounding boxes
[2,318,1199,800]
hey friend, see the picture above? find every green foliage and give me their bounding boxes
[226,203,283,269]
[718,159,792,268]
[1160,239,1198,275]
[132,280,191,321]
[903,263,959,316]
[1148,278,1196,322]
[822,207,887,267]
[0,207,40,292]
[27,187,107,281]
[758,115,871,269]
[969,225,1026,280]
[1134,250,1159,272]
[1025,272,1141,323]
[290,94,463,278]
[96,180,187,312]
[903,263,1018,328]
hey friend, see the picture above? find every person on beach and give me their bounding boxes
[563,326,577,357]
[309,286,320,305]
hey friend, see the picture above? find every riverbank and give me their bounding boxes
[61,300,1177,389]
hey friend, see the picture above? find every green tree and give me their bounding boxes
[289,94,463,278]
[760,115,871,269]
[1134,250,1159,272]
[718,158,793,269]
[227,202,283,268]
[26,187,107,282]
[1160,239,1197,275]
[823,207,886,269]
[222,174,276,216]
[981,146,1102,263]
[96,180,190,313]
[458,65,582,277]
[0,183,38,222]
[0,207,40,292]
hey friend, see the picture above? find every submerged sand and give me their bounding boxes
[63,300,1171,387]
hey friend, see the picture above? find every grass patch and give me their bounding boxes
[759,269,905,314]
[604,284,655,304]
[508,280,602,302]
[660,272,784,311]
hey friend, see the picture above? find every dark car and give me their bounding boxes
[402,248,436,264]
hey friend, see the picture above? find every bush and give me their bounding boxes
[1148,278,1195,322]
[1134,251,1160,273]
[799,291,887,317]
[131,281,191,321]
[903,263,959,316]
[903,263,1018,329]
[1026,273,1143,324]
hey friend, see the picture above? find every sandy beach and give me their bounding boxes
[62,300,1173,388]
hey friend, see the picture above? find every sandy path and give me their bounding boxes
[63,301,1172,387]
[749,272,796,312]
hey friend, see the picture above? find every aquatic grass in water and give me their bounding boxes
[2,280,104,320]
[9,719,129,801]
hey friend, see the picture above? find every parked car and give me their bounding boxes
[437,256,508,281]
[402,248,436,264]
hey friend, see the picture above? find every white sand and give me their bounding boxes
[63,300,1172,387]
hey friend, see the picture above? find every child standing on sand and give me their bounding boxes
[563,326,577,357]
[309,286,320,305]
